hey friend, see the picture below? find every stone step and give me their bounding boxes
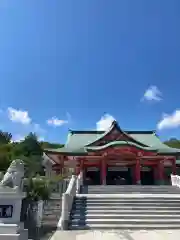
[73,202,180,207]
[71,209,180,214]
[44,204,61,209]
[44,210,61,215]
[42,215,60,221]
[70,218,180,225]
[87,188,178,189]
[71,214,180,219]
[86,188,178,190]
[69,223,180,230]
[77,193,180,198]
[74,198,180,203]
[86,190,180,193]
[86,192,180,195]
[86,184,178,189]
[73,205,180,210]
[42,220,58,227]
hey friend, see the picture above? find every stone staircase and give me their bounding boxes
[82,185,180,194]
[69,185,180,230]
[40,195,62,239]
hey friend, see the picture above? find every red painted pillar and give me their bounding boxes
[80,159,84,171]
[135,159,141,185]
[153,164,158,185]
[172,157,177,175]
[158,160,164,185]
[60,156,64,175]
[132,165,136,184]
[80,159,84,182]
[101,158,107,185]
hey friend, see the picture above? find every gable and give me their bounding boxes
[87,121,148,147]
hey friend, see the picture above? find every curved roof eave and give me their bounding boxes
[85,140,157,152]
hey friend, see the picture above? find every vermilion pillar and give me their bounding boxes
[101,158,107,185]
[158,160,164,185]
[172,157,177,175]
[60,156,64,175]
[80,159,84,171]
[135,159,141,185]
[153,165,158,185]
[80,159,84,182]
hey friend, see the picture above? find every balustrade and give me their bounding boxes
[59,171,83,230]
[171,174,180,187]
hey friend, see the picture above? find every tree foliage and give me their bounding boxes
[14,133,43,157]
[24,176,51,201]
[164,138,180,149]
[0,131,12,144]
[41,141,64,149]
[0,130,63,176]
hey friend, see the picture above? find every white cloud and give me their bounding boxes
[7,107,31,124]
[47,117,68,127]
[96,114,115,131]
[157,110,180,130]
[11,134,44,142]
[38,136,44,142]
[142,86,162,101]
[11,134,25,142]
[33,123,46,134]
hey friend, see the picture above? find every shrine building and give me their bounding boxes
[44,121,180,185]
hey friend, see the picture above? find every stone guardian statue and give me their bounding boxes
[0,159,24,190]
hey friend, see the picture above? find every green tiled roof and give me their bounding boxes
[45,146,87,155]
[65,131,103,149]
[44,121,180,155]
[86,141,157,152]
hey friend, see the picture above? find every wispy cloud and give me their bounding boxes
[5,107,46,139]
[157,110,180,130]
[11,134,44,142]
[142,86,162,102]
[7,107,31,124]
[47,117,68,127]
[96,114,115,131]
[11,134,25,142]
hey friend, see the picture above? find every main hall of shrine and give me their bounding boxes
[44,121,180,185]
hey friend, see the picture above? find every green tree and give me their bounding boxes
[41,141,64,149]
[13,133,42,157]
[0,131,12,145]
[164,139,180,149]
[24,176,51,201]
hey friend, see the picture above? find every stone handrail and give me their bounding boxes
[76,171,83,194]
[171,174,180,187]
[59,175,77,230]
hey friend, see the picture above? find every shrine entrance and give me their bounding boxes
[106,166,133,185]
[84,167,101,185]
[140,166,154,185]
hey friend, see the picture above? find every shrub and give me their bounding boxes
[24,176,51,201]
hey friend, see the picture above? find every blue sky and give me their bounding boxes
[0,0,180,143]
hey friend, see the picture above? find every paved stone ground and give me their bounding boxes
[49,230,180,240]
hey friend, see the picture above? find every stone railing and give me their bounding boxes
[76,171,83,194]
[171,174,180,187]
[58,172,83,230]
[59,175,77,230]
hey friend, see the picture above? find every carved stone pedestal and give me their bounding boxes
[0,188,27,240]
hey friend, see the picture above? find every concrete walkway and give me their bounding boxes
[50,230,180,240]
